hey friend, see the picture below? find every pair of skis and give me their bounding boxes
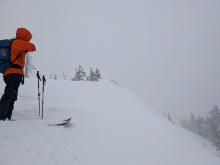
[36,71,46,119]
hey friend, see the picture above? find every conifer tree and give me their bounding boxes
[87,68,96,81]
[71,65,86,81]
[168,113,174,124]
[94,68,101,81]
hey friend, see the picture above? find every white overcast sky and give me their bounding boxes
[1,0,220,118]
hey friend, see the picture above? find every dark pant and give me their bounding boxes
[0,74,22,120]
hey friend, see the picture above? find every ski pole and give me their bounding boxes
[36,71,41,117]
[42,75,46,119]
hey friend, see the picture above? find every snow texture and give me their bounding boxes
[0,78,220,165]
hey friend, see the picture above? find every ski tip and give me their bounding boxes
[47,117,73,127]
[63,117,72,121]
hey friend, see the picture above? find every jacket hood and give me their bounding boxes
[16,28,32,41]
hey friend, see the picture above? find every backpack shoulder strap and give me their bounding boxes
[10,39,23,69]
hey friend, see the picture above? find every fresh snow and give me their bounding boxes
[0,78,220,165]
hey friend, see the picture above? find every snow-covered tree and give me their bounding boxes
[180,106,220,151]
[54,74,58,80]
[71,65,86,81]
[196,116,209,138]
[209,105,220,127]
[63,73,66,80]
[167,113,174,124]
[49,74,54,80]
[94,68,101,81]
[208,106,220,150]
[87,68,95,81]
[181,118,191,130]
[190,113,197,133]
[87,67,101,82]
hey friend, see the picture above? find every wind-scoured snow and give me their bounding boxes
[0,78,220,165]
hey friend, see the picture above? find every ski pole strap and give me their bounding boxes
[43,75,46,85]
[21,75,24,85]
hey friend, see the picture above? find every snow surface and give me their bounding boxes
[0,78,220,165]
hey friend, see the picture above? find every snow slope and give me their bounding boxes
[0,78,220,165]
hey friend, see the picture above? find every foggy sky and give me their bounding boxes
[1,0,220,118]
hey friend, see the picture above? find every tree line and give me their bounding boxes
[180,105,220,151]
[24,57,102,82]
[71,65,101,81]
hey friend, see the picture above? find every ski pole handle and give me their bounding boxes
[37,71,41,81]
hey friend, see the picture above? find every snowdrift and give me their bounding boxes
[0,78,219,165]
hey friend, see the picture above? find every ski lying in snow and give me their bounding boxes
[48,118,72,127]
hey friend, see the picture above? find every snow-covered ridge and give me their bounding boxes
[0,79,220,165]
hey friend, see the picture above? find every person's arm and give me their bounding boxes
[13,39,36,52]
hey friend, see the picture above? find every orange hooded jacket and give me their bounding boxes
[3,28,36,76]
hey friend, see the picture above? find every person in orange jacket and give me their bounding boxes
[0,28,36,120]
